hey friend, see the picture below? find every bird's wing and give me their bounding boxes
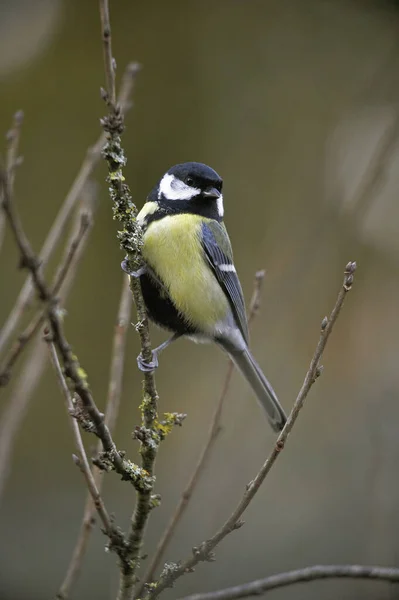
[201,221,249,343]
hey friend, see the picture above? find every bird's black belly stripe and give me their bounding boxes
[140,273,198,335]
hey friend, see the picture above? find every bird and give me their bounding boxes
[122,162,287,432]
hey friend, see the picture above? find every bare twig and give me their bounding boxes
[45,340,128,565]
[177,564,399,600]
[0,167,153,492]
[0,63,138,358]
[0,198,93,386]
[140,271,266,590]
[55,513,93,600]
[99,0,116,107]
[46,340,118,539]
[99,3,161,598]
[145,262,357,599]
[0,185,96,502]
[0,111,24,254]
[0,341,46,501]
[57,275,132,600]
[5,110,24,191]
[104,275,133,432]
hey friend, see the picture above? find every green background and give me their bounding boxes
[1,1,399,599]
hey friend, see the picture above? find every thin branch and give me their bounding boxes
[99,3,161,598]
[0,63,139,358]
[99,0,116,107]
[0,167,154,493]
[5,110,24,191]
[145,261,357,599]
[57,275,132,600]
[104,275,133,432]
[46,340,120,543]
[0,184,96,502]
[51,186,96,294]
[0,341,46,502]
[177,564,399,600]
[0,110,24,254]
[140,271,266,590]
[0,196,94,386]
[55,513,93,600]
[98,2,162,598]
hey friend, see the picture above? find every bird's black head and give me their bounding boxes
[149,162,224,221]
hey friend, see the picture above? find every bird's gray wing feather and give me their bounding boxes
[201,221,249,343]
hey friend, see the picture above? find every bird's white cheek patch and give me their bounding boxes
[217,195,224,217]
[158,173,200,201]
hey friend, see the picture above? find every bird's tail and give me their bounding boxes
[221,343,287,432]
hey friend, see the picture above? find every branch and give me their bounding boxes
[99,0,116,106]
[5,110,24,191]
[0,62,138,358]
[45,339,128,566]
[0,193,96,502]
[56,275,132,600]
[145,261,357,599]
[0,336,47,502]
[104,275,133,433]
[140,271,266,590]
[0,194,94,386]
[0,110,23,254]
[177,564,399,600]
[0,167,154,492]
[46,340,119,537]
[99,2,162,598]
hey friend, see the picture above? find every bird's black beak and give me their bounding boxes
[202,187,221,200]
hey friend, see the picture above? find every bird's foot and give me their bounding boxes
[137,351,159,373]
[121,258,146,278]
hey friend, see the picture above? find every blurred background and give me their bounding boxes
[1,0,399,598]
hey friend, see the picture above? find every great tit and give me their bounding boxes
[123,162,287,432]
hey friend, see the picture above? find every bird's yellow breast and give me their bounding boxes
[142,214,230,332]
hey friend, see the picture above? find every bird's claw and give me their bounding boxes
[121,259,146,278]
[137,352,159,373]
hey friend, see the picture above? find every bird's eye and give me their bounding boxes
[216,181,223,192]
[186,177,194,186]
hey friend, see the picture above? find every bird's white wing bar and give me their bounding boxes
[201,222,249,343]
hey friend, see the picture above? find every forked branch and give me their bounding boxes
[98,2,162,598]
[46,339,126,556]
[0,168,154,492]
[0,202,93,386]
[139,271,266,591]
[56,275,132,600]
[0,62,138,358]
[145,261,357,599]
